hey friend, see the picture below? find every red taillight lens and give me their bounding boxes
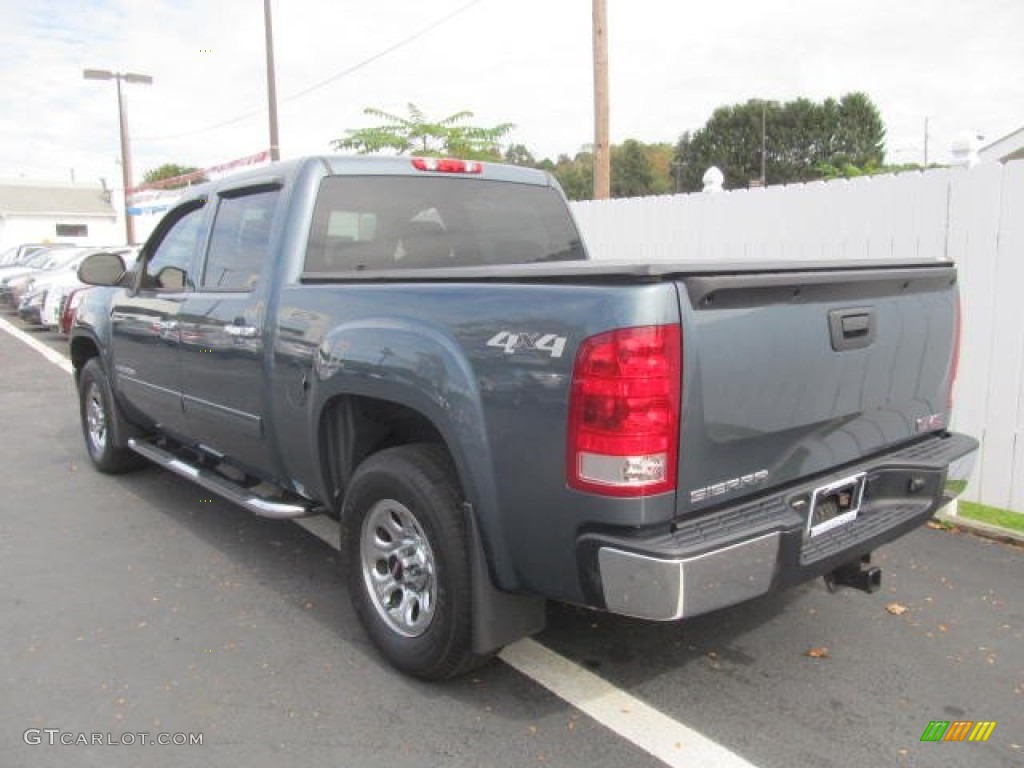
[567,325,681,496]
[61,288,81,334]
[411,157,484,174]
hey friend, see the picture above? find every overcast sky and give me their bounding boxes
[1,0,1021,188]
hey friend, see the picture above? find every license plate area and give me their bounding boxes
[806,472,866,538]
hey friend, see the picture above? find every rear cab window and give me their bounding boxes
[202,187,280,292]
[303,176,585,273]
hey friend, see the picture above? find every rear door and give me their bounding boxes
[178,182,281,474]
[109,200,207,437]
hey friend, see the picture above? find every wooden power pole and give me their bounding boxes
[264,0,281,161]
[592,0,610,199]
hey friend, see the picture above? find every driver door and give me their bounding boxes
[109,199,207,439]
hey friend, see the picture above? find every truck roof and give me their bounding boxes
[176,155,555,206]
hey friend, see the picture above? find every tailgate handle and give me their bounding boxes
[829,307,875,351]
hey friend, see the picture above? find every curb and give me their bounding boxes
[934,501,1024,547]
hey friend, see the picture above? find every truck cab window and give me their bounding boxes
[203,188,279,292]
[141,203,205,292]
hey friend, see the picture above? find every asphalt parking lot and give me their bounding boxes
[2,319,1022,768]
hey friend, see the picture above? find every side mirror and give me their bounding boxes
[78,252,126,286]
[155,266,187,291]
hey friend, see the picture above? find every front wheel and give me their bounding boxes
[77,358,146,473]
[341,444,487,680]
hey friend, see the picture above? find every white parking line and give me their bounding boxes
[0,316,74,375]
[5,318,759,768]
[499,639,757,768]
[297,516,757,768]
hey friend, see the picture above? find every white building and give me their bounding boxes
[0,180,121,250]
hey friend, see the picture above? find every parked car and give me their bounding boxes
[59,286,93,336]
[0,250,54,290]
[2,247,93,307]
[0,242,72,270]
[17,288,46,325]
[30,247,137,330]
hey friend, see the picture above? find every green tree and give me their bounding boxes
[548,151,594,201]
[611,139,654,197]
[503,143,537,167]
[673,92,887,192]
[641,142,676,195]
[333,103,514,160]
[141,163,207,189]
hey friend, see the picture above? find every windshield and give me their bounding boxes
[42,249,87,270]
[24,252,54,269]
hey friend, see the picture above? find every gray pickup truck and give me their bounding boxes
[71,155,977,679]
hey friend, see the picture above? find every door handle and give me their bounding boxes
[225,324,258,338]
[828,307,875,351]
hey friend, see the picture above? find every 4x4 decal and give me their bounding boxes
[486,331,567,359]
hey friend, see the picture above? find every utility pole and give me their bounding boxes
[264,0,281,161]
[592,0,610,199]
[83,68,153,245]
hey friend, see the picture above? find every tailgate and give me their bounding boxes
[675,264,958,514]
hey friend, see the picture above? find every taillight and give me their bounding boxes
[948,294,961,409]
[411,157,484,174]
[62,288,84,334]
[567,325,681,496]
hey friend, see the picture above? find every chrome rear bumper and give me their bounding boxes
[593,433,979,621]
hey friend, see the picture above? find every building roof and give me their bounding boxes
[980,126,1024,163]
[0,180,116,217]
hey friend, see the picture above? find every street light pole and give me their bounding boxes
[83,68,153,245]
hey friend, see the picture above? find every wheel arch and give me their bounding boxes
[69,332,101,381]
[308,316,518,587]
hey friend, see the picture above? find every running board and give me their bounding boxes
[128,438,318,519]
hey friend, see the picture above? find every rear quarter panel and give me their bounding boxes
[270,280,681,600]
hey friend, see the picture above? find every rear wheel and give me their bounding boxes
[341,444,486,680]
[78,358,146,473]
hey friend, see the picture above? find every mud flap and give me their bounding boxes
[464,504,546,655]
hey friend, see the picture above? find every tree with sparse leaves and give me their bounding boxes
[333,104,514,161]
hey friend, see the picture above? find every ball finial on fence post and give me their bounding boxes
[702,166,724,194]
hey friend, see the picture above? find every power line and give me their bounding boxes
[286,0,485,101]
[138,0,486,143]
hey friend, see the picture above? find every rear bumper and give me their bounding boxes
[584,432,978,621]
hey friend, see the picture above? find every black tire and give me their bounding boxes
[78,358,146,474]
[341,444,486,680]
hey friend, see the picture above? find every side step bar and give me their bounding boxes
[128,438,319,519]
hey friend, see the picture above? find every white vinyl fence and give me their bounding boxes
[570,160,1024,513]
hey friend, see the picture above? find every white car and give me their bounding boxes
[23,247,135,328]
[4,247,92,307]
